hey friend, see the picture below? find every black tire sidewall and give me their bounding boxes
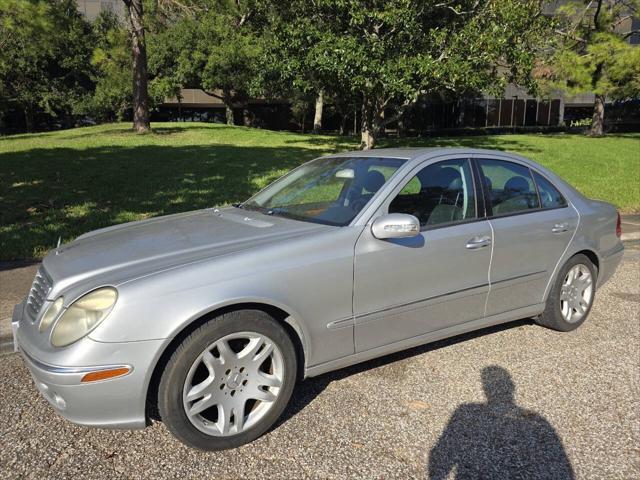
[542,254,597,332]
[158,310,297,450]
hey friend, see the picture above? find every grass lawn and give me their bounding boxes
[1,122,639,260]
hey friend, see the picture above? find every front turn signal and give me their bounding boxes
[81,367,131,383]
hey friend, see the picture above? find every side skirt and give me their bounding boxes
[304,303,545,378]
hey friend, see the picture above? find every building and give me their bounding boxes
[76,0,123,20]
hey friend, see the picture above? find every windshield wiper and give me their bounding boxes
[265,207,290,216]
[235,203,299,221]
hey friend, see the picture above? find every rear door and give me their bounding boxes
[476,156,579,316]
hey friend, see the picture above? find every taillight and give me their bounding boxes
[616,212,622,238]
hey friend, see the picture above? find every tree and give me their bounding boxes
[1,0,51,131]
[543,0,640,136]
[267,1,549,149]
[122,0,150,132]
[87,11,133,122]
[150,0,265,126]
[260,3,336,134]
[1,0,95,132]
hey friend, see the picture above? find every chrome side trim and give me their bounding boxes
[490,269,547,287]
[355,282,489,322]
[326,317,355,330]
[306,302,546,378]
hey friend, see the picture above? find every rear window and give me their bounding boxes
[533,171,567,209]
[478,159,540,216]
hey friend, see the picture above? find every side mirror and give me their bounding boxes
[371,213,420,239]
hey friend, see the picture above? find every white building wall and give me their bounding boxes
[76,0,124,20]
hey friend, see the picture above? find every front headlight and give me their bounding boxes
[39,297,64,332]
[51,287,118,347]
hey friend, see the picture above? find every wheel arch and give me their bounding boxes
[573,249,600,274]
[144,301,307,423]
[543,247,601,304]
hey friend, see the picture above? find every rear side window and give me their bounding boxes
[533,171,567,209]
[478,159,540,216]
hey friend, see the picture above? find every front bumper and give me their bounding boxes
[13,301,165,430]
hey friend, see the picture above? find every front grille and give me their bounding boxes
[26,266,53,321]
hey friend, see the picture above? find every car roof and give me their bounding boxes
[328,147,525,162]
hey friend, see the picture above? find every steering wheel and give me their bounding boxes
[539,190,553,207]
[350,197,369,213]
[434,194,457,206]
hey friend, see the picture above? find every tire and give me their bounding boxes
[536,254,597,332]
[158,310,297,450]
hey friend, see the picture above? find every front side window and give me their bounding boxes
[478,159,540,216]
[533,171,567,209]
[389,159,476,228]
[242,156,406,226]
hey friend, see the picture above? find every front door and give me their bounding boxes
[476,157,579,316]
[353,157,492,353]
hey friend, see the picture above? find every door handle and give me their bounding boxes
[466,235,492,249]
[552,223,569,233]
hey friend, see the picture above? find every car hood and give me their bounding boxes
[42,207,331,294]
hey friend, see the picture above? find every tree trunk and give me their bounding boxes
[360,128,375,150]
[313,90,324,133]
[339,115,347,136]
[242,105,252,127]
[397,116,405,138]
[589,95,605,136]
[24,106,34,133]
[124,0,150,133]
[222,88,234,125]
[360,94,379,150]
[300,111,306,134]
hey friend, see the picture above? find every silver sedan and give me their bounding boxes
[13,148,623,450]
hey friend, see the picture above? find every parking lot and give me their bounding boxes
[0,249,638,479]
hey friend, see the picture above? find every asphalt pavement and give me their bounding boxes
[0,250,638,478]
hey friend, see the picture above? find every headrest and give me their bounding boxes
[427,167,462,190]
[504,176,530,194]
[363,170,386,193]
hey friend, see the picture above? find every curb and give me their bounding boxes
[0,316,14,356]
[0,341,14,356]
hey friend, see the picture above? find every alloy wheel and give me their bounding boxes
[182,331,284,437]
[559,264,594,323]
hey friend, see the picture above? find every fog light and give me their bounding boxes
[53,393,67,410]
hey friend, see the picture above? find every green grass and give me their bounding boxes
[1,122,638,260]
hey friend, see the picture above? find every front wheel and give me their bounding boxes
[158,310,297,450]
[536,254,597,332]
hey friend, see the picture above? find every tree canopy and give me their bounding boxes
[3,0,637,140]
[0,0,95,131]
[542,0,640,136]
[264,0,550,148]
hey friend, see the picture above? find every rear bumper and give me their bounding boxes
[13,301,165,430]
[598,243,624,288]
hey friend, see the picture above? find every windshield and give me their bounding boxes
[241,156,407,226]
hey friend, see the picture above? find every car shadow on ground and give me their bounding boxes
[278,319,532,425]
[276,319,574,479]
[426,365,574,479]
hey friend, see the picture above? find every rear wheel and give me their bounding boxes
[537,254,597,332]
[158,310,297,450]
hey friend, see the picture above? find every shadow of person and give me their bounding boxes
[428,366,574,480]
